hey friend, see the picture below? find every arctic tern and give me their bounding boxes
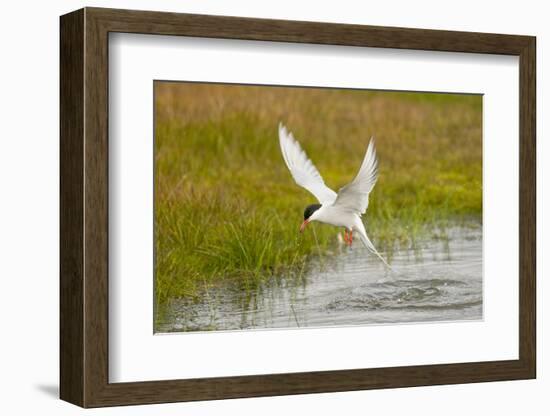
[278,123,390,268]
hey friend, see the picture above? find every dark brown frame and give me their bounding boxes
[60,7,536,408]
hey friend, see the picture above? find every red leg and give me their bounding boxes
[349,230,353,246]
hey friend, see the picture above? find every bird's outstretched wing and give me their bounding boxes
[278,123,337,204]
[333,138,378,215]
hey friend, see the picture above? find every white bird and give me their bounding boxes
[278,123,390,268]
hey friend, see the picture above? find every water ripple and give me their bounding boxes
[157,226,483,332]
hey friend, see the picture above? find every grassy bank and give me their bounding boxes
[155,83,482,306]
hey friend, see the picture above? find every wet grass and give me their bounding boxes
[154,83,482,309]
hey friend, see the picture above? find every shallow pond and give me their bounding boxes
[156,226,482,333]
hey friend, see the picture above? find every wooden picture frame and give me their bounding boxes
[60,7,536,408]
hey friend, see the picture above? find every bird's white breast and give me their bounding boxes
[313,205,357,229]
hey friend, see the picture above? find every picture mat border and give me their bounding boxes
[60,7,536,408]
[111,33,514,382]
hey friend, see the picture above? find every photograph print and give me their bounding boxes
[154,81,482,333]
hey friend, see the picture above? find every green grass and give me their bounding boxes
[154,83,482,309]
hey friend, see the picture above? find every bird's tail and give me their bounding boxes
[356,228,392,270]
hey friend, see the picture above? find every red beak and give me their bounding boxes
[300,220,309,233]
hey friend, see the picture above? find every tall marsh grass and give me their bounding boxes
[155,83,482,306]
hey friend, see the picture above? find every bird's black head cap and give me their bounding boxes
[304,204,322,220]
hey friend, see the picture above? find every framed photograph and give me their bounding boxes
[60,7,536,407]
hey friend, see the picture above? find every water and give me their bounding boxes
[157,226,482,333]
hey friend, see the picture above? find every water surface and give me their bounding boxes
[157,226,482,332]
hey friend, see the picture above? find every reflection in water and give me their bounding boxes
[157,226,482,332]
